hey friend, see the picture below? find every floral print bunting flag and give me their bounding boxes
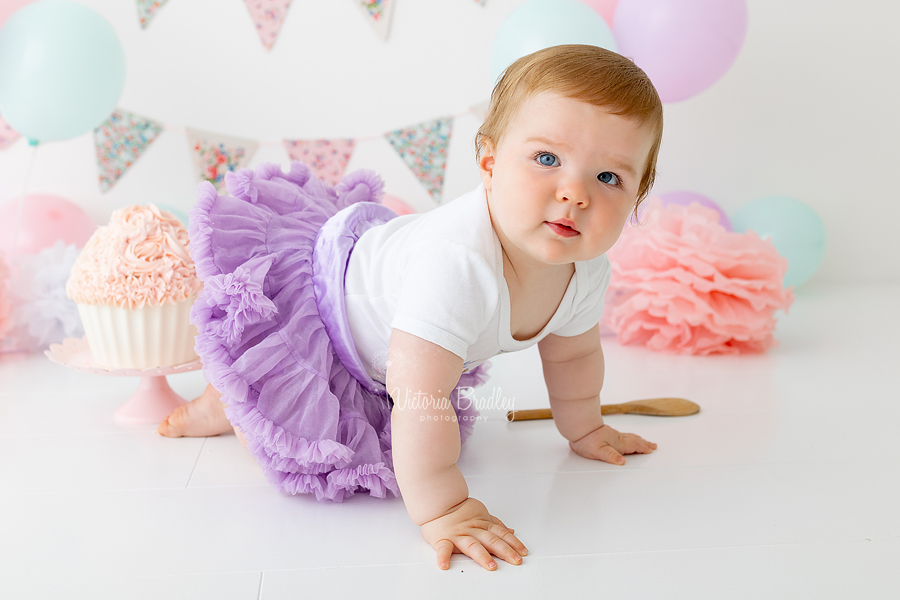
[136,0,169,29]
[385,117,453,202]
[186,129,259,192]
[94,109,164,192]
[243,0,293,50]
[284,138,356,186]
[355,0,395,41]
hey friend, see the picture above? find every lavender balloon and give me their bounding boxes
[659,191,733,231]
[614,0,748,103]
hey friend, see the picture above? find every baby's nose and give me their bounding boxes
[557,177,592,206]
[558,188,589,207]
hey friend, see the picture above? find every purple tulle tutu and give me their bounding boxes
[189,161,488,502]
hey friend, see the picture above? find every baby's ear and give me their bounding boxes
[478,138,496,171]
[478,138,496,189]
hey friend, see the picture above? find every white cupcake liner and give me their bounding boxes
[77,296,198,370]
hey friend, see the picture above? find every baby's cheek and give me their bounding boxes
[596,222,628,255]
[505,212,535,238]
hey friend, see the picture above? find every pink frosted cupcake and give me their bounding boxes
[66,204,203,369]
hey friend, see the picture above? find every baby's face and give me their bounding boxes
[480,92,655,267]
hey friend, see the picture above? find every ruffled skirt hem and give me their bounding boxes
[188,161,488,502]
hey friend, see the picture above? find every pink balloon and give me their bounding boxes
[659,190,733,231]
[613,0,747,103]
[581,0,619,26]
[0,0,34,27]
[0,194,96,256]
[381,194,417,216]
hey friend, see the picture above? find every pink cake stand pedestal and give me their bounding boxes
[45,337,202,425]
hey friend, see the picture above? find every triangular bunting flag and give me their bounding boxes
[284,138,356,186]
[136,0,169,29]
[0,115,20,151]
[355,0,395,41]
[94,109,164,192]
[386,117,453,202]
[243,0,293,50]
[186,129,259,192]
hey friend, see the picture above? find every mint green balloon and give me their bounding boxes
[0,0,125,143]
[156,204,190,228]
[732,196,826,288]
[490,0,618,85]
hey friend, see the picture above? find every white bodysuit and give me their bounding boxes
[344,184,612,384]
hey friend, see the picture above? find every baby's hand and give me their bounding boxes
[569,423,657,465]
[420,497,528,571]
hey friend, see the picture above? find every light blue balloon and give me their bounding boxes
[490,0,618,85]
[0,0,126,143]
[732,196,826,288]
[155,204,190,228]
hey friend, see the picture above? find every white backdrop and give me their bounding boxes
[0,0,897,284]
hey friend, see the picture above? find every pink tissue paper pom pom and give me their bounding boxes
[600,198,794,355]
[0,252,11,340]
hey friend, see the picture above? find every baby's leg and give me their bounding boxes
[233,426,249,450]
[157,383,233,438]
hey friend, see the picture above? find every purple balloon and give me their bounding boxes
[659,191,733,231]
[613,0,748,103]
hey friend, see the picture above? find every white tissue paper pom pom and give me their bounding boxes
[1,241,84,353]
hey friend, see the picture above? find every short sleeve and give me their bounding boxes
[552,255,612,337]
[391,239,500,360]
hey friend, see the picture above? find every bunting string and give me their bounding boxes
[133,0,484,44]
[2,99,485,202]
[0,103,487,201]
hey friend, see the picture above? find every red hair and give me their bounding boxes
[475,45,664,209]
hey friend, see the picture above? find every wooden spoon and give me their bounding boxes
[506,397,699,422]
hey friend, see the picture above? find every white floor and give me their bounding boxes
[1,282,898,599]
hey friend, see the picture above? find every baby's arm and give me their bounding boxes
[537,325,657,464]
[387,329,526,571]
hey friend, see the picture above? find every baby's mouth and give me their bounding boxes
[546,220,580,238]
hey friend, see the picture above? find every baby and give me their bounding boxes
[159,44,662,572]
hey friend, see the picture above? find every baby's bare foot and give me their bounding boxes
[158,384,232,438]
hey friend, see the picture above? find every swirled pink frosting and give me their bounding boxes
[66,204,202,309]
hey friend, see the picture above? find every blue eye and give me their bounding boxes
[536,152,559,167]
[598,171,620,186]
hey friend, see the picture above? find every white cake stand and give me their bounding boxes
[45,336,202,425]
